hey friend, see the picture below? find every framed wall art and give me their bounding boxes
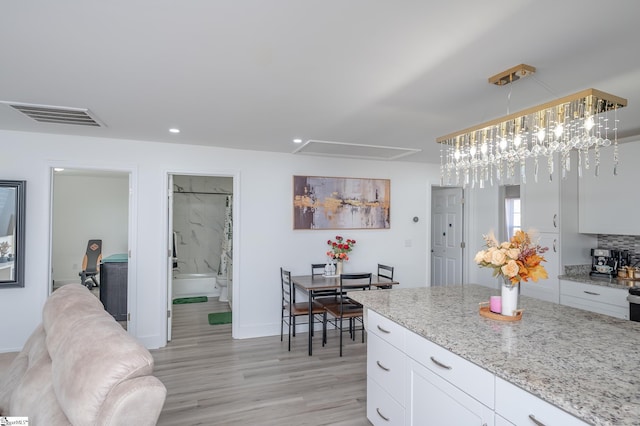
[0,180,26,288]
[293,175,390,230]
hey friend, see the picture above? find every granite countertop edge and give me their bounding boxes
[559,273,638,290]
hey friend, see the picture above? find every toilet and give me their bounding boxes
[217,276,229,302]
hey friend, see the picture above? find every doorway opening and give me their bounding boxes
[500,185,521,241]
[167,174,234,342]
[430,186,464,286]
[50,167,132,330]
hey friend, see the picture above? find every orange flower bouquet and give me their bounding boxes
[474,230,548,286]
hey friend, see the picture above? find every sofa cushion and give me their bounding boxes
[1,284,166,425]
[43,285,157,425]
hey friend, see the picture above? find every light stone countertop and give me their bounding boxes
[348,284,640,426]
[559,273,639,290]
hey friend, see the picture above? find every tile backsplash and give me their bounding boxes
[598,234,640,266]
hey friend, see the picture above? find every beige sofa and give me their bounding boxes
[0,284,166,425]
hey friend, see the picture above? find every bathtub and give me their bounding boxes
[172,273,220,299]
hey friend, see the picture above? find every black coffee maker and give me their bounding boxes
[590,248,629,278]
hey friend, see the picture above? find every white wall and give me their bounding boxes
[52,173,129,284]
[0,129,437,352]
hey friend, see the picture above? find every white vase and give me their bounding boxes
[501,278,519,316]
[336,260,343,276]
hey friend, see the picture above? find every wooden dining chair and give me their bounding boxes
[377,263,395,289]
[310,263,341,305]
[322,272,371,356]
[281,267,324,351]
[311,263,326,278]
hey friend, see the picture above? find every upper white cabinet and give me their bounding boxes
[578,140,640,235]
[522,164,560,234]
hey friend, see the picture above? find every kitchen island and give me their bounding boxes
[349,284,640,425]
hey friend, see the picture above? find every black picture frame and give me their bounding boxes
[0,180,26,288]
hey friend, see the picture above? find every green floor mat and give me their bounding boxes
[172,296,208,304]
[208,311,232,325]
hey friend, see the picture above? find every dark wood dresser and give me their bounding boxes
[99,253,128,321]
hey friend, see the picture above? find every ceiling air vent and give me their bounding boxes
[293,139,421,161]
[1,101,105,127]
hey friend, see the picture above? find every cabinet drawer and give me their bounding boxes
[405,329,494,409]
[495,377,588,426]
[368,333,405,404]
[560,294,628,319]
[368,309,405,350]
[367,377,405,426]
[560,280,628,308]
[560,280,629,319]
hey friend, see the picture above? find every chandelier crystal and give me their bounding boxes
[438,85,627,188]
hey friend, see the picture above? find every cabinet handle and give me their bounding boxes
[377,324,391,334]
[584,291,600,296]
[553,239,557,253]
[376,360,390,372]
[430,356,452,370]
[376,407,390,421]
[528,414,547,426]
[553,213,558,228]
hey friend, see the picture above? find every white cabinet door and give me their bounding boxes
[578,141,640,235]
[368,333,406,405]
[520,233,560,303]
[406,359,494,426]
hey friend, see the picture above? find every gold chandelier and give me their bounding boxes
[438,64,627,188]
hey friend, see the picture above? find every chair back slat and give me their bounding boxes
[339,272,372,292]
[281,267,294,306]
[311,263,326,280]
[377,263,394,281]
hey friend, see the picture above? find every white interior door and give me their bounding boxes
[167,174,173,341]
[431,187,463,286]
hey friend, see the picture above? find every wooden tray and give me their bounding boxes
[478,302,523,322]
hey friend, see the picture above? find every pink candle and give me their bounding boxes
[490,296,502,313]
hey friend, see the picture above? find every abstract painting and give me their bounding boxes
[293,175,390,230]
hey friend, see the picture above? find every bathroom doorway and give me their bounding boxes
[167,174,234,341]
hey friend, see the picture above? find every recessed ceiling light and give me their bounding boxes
[293,138,302,144]
[169,128,180,134]
[54,167,65,172]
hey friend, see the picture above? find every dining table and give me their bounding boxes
[291,274,399,355]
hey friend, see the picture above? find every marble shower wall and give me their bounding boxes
[172,175,233,275]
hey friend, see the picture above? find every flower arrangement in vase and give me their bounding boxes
[326,236,356,275]
[474,230,548,316]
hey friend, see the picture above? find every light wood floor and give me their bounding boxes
[151,298,370,425]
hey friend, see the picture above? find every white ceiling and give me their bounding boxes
[2,0,640,163]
